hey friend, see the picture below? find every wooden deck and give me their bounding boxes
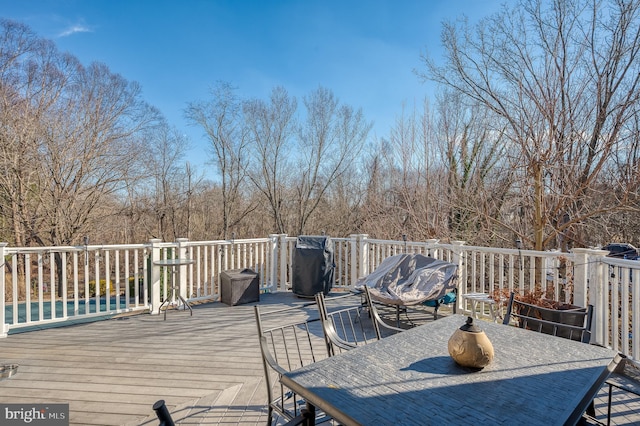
[0,292,637,425]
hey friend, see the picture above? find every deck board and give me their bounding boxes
[0,293,284,425]
[0,292,636,425]
[0,292,335,425]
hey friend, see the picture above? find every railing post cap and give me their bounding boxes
[571,248,609,256]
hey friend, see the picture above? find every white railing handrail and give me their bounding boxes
[4,243,149,254]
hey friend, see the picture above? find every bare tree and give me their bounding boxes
[421,0,640,250]
[0,20,160,249]
[243,86,297,234]
[435,91,513,245]
[314,166,367,237]
[361,102,437,240]
[0,20,64,247]
[140,123,192,241]
[36,62,158,247]
[293,86,372,235]
[185,81,256,239]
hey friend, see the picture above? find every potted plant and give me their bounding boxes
[491,286,588,339]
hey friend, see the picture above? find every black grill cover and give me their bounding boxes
[292,235,334,297]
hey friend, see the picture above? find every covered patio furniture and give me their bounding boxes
[354,253,458,321]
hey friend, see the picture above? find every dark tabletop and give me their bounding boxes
[281,314,619,426]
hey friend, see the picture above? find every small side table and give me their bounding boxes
[461,292,499,322]
[154,258,195,320]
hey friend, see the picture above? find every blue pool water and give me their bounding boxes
[5,297,140,334]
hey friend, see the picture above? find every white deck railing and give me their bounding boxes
[1,236,638,359]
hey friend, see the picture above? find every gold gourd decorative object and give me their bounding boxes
[448,316,494,369]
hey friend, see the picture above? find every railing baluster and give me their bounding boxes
[11,254,18,326]
[73,251,79,315]
[61,251,67,319]
[105,250,110,313]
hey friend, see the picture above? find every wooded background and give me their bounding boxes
[1,0,639,251]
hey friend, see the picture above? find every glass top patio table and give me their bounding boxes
[281,314,621,426]
[153,258,195,320]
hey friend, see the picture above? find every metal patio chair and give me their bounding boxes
[362,286,405,339]
[315,292,379,356]
[502,291,593,343]
[254,302,332,425]
[152,400,175,426]
[605,354,640,426]
[502,291,599,421]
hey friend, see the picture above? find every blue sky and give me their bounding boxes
[1,0,503,175]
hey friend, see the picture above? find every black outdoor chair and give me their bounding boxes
[362,286,405,339]
[152,400,175,426]
[254,302,332,425]
[502,291,593,343]
[315,292,379,356]
[605,354,640,426]
[503,291,599,421]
